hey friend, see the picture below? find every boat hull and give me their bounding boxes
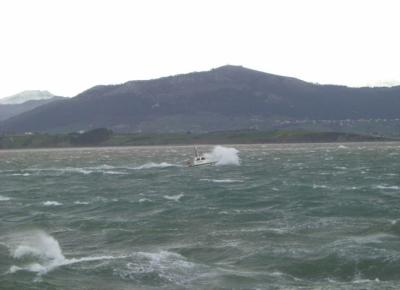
[188,161,216,167]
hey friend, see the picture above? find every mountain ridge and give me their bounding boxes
[1,65,400,134]
[0,90,56,105]
[0,96,66,122]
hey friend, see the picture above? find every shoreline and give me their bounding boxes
[0,140,398,152]
[0,129,394,151]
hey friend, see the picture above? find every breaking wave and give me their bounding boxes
[6,231,124,276]
[204,146,240,166]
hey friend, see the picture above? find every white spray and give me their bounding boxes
[6,230,121,277]
[204,146,240,166]
[7,230,66,275]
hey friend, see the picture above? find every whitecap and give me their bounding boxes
[58,167,93,175]
[0,195,11,201]
[116,250,199,284]
[163,194,184,201]
[375,185,400,190]
[200,179,243,183]
[353,278,380,284]
[74,201,89,205]
[133,162,178,170]
[10,173,31,176]
[334,166,347,170]
[6,231,125,276]
[139,198,152,203]
[89,164,115,170]
[385,173,397,176]
[43,201,62,206]
[102,170,128,175]
[312,184,329,189]
[347,186,361,190]
[333,233,396,246]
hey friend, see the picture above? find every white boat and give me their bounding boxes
[187,147,216,167]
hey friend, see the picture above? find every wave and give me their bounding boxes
[74,200,90,205]
[102,170,128,175]
[163,193,184,201]
[132,162,178,170]
[139,198,152,203]
[312,184,329,189]
[375,185,400,190]
[115,250,202,285]
[352,278,381,284]
[201,179,243,183]
[43,201,62,206]
[5,230,201,285]
[0,195,11,201]
[55,167,93,175]
[6,231,125,276]
[21,165,128,176]
[204,146,240,166]
[9,173,31,176]
[88,164,115,170]
[25,167,93,175]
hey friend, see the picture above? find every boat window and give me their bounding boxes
[201,157,205,160]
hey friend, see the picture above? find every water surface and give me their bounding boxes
[1,143,400,289]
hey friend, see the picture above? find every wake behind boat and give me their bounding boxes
[187,146,216,167]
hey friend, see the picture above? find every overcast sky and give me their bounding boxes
[0,0,399,98]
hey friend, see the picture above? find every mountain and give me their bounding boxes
[1,65,400,134]
[0,97,65,122]
[0,90,55,105]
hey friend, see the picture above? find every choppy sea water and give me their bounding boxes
[1,143,400,290]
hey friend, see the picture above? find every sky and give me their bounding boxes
[0,0,399,99]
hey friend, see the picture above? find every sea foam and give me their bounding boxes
[115,250,200,285]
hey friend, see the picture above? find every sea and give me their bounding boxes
[1,143,400,290]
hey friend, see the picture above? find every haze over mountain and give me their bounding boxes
[1,65,400,134]
[0,90,57,105]
[0,96,65,121]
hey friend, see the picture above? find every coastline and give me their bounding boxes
[0,130,395,151]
